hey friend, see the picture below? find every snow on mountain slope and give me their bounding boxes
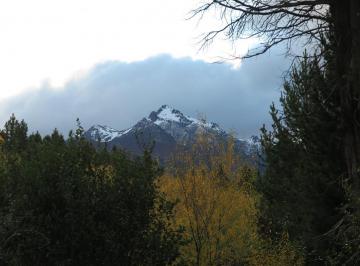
[148,105,225,143]
[154,105,182,124]
[238,135,261,154]
[86,125,132,142]
[85,105,261,160]
[151,105,221,131]
[238,135,261,147]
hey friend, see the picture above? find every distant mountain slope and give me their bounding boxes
[84,105,261,164]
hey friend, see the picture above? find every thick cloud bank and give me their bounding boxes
[0,53,288,138]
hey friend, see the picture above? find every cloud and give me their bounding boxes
[0,52,289,138]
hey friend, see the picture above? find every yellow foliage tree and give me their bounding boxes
[160,132,303,266]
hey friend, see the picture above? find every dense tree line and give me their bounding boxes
[0,116,183,265]
[0,114,305,265]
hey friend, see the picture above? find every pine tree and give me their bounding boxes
[2,114,28,152]
[259,48,345,263]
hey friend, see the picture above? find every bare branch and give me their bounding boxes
[192,0,330,59]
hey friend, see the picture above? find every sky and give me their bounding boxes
[0,0,291,138]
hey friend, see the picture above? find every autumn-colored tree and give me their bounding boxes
[160,133,303,265]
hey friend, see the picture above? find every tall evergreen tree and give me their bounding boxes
[2,114,28,152]
[259,47,345,264]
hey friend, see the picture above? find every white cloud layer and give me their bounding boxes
[0,0,257,99]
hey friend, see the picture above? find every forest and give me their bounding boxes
[0,0,360,265]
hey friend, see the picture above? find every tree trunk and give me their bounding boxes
[332,0,360,190]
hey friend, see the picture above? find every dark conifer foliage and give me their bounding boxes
[0,116,183,265]
[259,46,346,264]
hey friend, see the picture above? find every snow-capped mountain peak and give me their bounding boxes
[86,124,131,142]
[145,105,226,143]
[156,105,182,122]
[84,105,261,165]
[149,105,190,125]
[149,105,222,132]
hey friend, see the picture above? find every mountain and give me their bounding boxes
[84,105,261,164]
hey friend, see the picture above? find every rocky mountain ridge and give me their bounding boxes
[84,105,261,163]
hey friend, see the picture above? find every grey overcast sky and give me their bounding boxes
[0,0,291,138]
